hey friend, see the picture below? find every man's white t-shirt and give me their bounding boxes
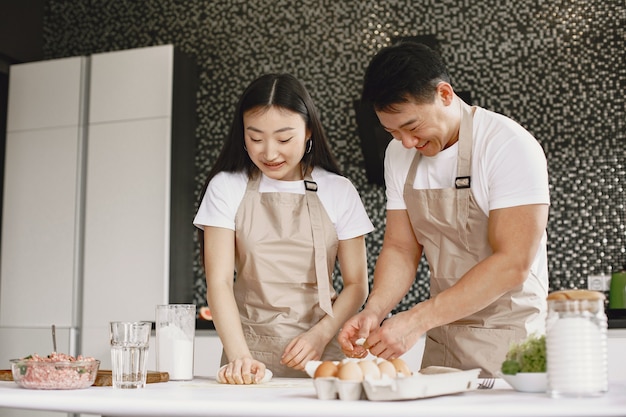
[384,106,550,287]
[194,167,374,240]
[384,106,550,214]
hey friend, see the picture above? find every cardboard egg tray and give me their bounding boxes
[306,361,480,401]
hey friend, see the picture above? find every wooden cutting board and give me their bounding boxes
[0,369,169,386]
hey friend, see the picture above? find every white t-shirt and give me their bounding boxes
[193,167,374,240]
[384,106,550,214]
[384,106,550,289]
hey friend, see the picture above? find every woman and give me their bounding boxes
[194,73,373,384]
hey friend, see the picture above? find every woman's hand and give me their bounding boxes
[280,330,327,370]
[217,357,267,385]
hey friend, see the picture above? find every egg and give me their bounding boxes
[390,358,412,376]
[337,361,364,382]
[377,359,397,378]
[314,361,339,378]
[357,360,381,380]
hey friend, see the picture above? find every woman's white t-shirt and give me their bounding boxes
[194,167,374,240]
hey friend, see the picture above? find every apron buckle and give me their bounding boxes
[455,176,471,189]
[304,180,318,192]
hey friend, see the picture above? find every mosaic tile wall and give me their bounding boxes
[42,0,625,313]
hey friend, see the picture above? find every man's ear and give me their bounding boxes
[436,82,455,105]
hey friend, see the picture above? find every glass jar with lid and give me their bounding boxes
[546,290,608,398]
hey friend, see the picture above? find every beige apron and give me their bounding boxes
[222,172,343,377]
[403,101,544,377]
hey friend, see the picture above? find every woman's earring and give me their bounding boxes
[305,139,313,154]
[243,144,247,151]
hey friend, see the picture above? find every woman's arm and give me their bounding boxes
[280,235,369,369]
[204,226,266,383]
[320,235,370,339]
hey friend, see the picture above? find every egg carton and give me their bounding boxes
[363,367,480,401]
[306,361,480,401]
[314,376,367,400]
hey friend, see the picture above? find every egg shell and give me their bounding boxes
[358,360,381,380]
[377,360,397,378]
[337,361,364,382]
[314,361,339,378]
[390,358,412,376]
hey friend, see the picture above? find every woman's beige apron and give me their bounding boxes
[403,101,544,377]
[222,172,343,377]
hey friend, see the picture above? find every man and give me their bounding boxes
[338,42,550,377]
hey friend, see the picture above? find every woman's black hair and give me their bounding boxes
[202,73,341,184]
[197,73,342,266]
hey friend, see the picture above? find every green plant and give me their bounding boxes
[501,334,546,375]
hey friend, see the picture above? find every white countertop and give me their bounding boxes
[1,377,625,417]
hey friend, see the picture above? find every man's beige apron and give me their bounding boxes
[223,172,343,377]
[403,101,544,377]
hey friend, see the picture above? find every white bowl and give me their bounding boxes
[499,372,547,393]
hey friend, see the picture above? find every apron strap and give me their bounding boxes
[304,175,334,317]
[456,101,474,186]
[405,148,421,188]
[455,101,475,250]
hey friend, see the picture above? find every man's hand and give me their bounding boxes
[362,309,421,359]
[337,310,380,358]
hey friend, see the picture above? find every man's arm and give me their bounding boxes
[363,209,424,323]
[365,203,548,358]
[421,203,549,325]
[337,209,422,356]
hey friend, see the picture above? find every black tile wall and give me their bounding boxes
[41,0,625,313]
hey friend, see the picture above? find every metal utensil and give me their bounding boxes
[477,377,495,389]
[51,324,57,352]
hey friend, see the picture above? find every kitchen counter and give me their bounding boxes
[1,377,625,417]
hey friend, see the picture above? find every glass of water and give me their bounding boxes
[109,321,151,389]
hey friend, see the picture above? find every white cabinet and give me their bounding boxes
[1,128,83,327]
[82,119,171,322]
[81,118,172,366]
[4,56,87,131]
[0,56,87,332]
[81,44,197,368]
[89,45,173,122]
[1,45,197,376]
[0,56,88,417]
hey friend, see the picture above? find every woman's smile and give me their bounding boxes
[263,161,286,169]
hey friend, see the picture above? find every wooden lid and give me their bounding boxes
[547,289,606,301]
